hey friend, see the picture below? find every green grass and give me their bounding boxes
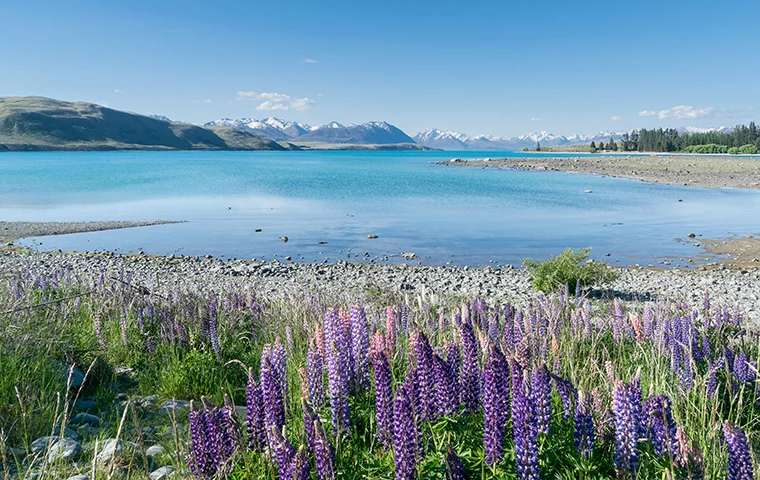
[0,260,758,479]
[523,247,620,294]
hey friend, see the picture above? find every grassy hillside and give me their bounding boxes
[0,96,291,151]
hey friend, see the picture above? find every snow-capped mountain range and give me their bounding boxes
[204,118,415,145]
[201,116,736,149]
[411,126,735,150]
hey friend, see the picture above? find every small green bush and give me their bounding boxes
[739,144,758,154]
[728,147,739,155]
[589,147,598,153]
[523,247,619,294]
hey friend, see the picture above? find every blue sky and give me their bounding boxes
[1,0,758,136]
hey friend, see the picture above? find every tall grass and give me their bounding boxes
[0,261,757,479]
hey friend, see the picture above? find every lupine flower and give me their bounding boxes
[307,342,325,409]
[445,445,467,480]
[245,369,266,452]
[350,304,370,392]
[302,399,318,453]
[574,391,594,458]
[446,343,460,380]
[723,421,753,480]
[433,353,459,416]
[643,394,677,457]
[312,411,336,480]
[460,321,481,413]
[613,379,642,478]
[413,331,436,420]
[188,400,212,479]
[552,374,576,419]
[316,327,326,358]
[208,298,220,356]
[119,308,128,346]
[293,446,312,480]
[93,309,106,349]
[483,346,509,466]
[261,358,286,430]
[393,376,418,480]
[531,365,551,435]
[374,351,394,449]
[220,395,239,460]
[270,425,296,480]
[675,427,704,480]
[326,340,351,435]
[511,363,539,480]
[386,307,397,357]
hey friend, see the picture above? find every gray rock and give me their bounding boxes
[47,438,81,463]
[150,466,174,480]
[94,438,137,465]
[74,399,97,412]
[139,395,159,408]
[66,475,89,480]
[71,413,100,427]
[146,445,165,458]
[158,400,190,414]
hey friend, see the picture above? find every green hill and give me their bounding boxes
[0,96,292,151]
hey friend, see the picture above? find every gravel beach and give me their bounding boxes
[3,249,759,324]
[439,155,760,189]
[0,220,180,243]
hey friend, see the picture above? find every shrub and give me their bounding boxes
[739,144,758,154]
[728,147,739,155]
[589,147,598,153]
[523,247,619,294]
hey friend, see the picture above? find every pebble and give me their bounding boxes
[66,475,89,480]
[94,439,137,465]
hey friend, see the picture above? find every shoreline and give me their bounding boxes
[2,248,758,324]
[438,155,760,189]
[0,220,181,244]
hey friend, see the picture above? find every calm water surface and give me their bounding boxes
[1,150,759,267]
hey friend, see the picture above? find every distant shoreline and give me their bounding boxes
[437,154,760,189]
[0,220,180,244]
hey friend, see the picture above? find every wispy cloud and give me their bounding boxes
[611,115,622,121]
[113,89,121,93]
[530,117,545,122]
[195,99,212,103]
[237,91,316,111]
[304,58,318,63]
[638,105,750,120]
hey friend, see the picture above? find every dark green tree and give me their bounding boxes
[536,141,541,151]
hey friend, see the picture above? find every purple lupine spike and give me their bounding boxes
[413,331,437,421]
[261,358,286,430]
[511,362,539,480]
[612,379,642,478]
[483,346,509,466]
[723,421,753,480]
[219,395,239,463]
[188,400,211,479]
[446,446,467,480]
[350,304,370,392]
[292,446,311,480]
[643,394,677,457]
[302,399,318,454]
[460,322,481,413]
[270,339,289,409]
[374,351,394,449]
[735,351,750,383]
[200,398,223,477]
[245,369,267,452]
[312,413,336,480]
[208,298,220,356]
[326,339,351,435]
[531,365,551,435]
[307,342,325,409]
[93,309,106,349]
[270,425,296,480]
[393,375,418,480]
[433,353,459,416]
[574,391,594,458]
[446,343,461,381]
[552,374,576,419]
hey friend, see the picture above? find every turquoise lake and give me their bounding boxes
[1,150,759,267]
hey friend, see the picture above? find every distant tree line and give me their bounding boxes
[615,122,759,153]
